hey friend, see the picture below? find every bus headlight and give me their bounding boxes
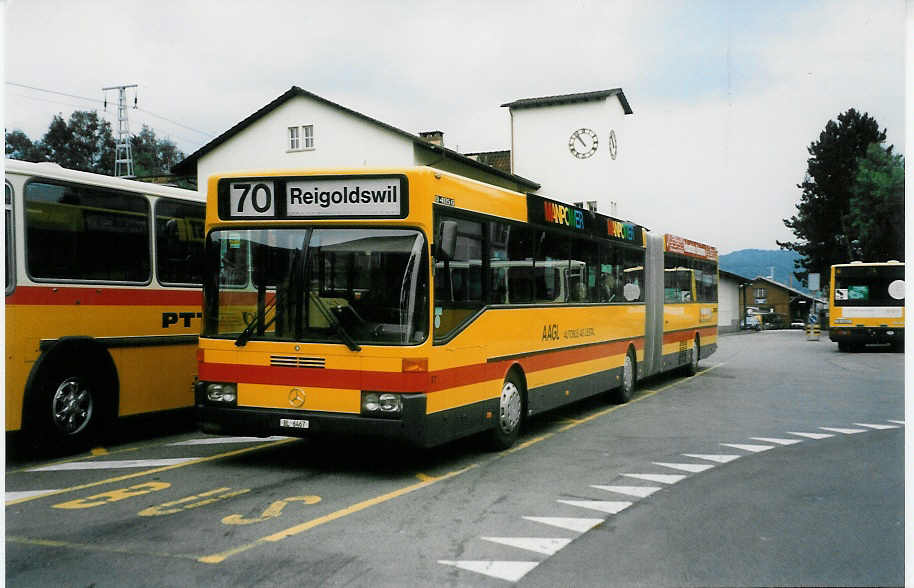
[361,392,402,416]
[206,383,237,404]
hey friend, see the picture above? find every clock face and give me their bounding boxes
[568,128,598,159]
[608,129,618,160]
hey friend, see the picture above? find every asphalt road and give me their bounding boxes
[5,329,905,587]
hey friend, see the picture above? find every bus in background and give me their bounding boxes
[829,261,904,352]
[5,159,205,452]
[195,168,717,449]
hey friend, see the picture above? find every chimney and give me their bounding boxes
[419,130,444,147]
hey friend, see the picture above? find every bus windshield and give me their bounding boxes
[834,265,904,307]
[203,228,429,346]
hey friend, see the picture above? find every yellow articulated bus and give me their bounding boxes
[829,261,904,352]
[196,168,717,449]
[5,159,205,452]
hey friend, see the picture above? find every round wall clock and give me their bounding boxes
[568,128,598,159]
[608,129,618,160]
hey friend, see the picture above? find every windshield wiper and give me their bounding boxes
[235,296,277,347]
[309,292,361,352]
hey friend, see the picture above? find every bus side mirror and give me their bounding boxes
[438,221,458,261]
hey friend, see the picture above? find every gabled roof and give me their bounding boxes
[500,88,633,114]
[719,268,753,284]
[171,86,539,189]
[752,275,826,303]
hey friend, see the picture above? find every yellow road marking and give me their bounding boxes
[6,535,199,561]
[197,464,478,564]
[5,438,297,506]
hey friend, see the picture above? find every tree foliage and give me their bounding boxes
[848,143,904,262]
[778,108,887,284]
[5,110,184,178]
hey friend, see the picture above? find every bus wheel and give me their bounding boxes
[684,335,700,376]
[614,348,637,403]
[490,371,523,450]
[30,365,104,453]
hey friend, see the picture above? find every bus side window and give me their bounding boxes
[434,216,483,338]
[5,183,14,294]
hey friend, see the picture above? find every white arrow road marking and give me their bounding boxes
[557,500,632,514]
[788,431,834,439]
[652,462,715,473]
[591,485,661,498]
[481,537,572,556]
[720,443,774,453]
[5,489,61,503]
[751,437,803,445]
[682,453,741,463]
[888,420,905,425]
[438,560,539,582]
[622,473,687,484]
[855,423,900,430]
[819,427,866,434]
[168,436,289,445]
[523,516,604,533]
[28,458,200,472]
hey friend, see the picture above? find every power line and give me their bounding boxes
[7,80,216,138]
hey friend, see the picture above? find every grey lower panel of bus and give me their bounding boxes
[527,366,623,416]
[642,233,665,379]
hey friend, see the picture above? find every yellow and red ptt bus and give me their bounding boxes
[195,168,717,449]
[829,260,904,351]
[5,159,205,451]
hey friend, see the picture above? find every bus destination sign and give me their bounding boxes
[219,175,408,220]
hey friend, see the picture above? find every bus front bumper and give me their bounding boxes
[195,393,430,447]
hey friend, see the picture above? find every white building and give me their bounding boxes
[502,89,633,207]
[171,86,539,195]
[719,269,752,332]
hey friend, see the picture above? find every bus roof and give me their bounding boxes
[4,158,203,202]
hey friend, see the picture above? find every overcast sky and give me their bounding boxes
[3,0,906,254]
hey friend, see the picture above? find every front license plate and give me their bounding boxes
[280,418,309,430]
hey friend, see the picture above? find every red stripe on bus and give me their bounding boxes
[6,285,202,306]
[199,337,644,394]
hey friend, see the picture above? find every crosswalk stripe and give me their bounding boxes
[750,437,803,445]
[622,473,687,484]
[523,516,604,533]
[438,560,539,582]
[819,427,866,434]
[480,536,571,555]
[682,453,741,463]
[788,431,833,439]
[28,458,200,472]
[557,499,632,514]
[591,485,660,498]
[720,443,773,453]
[854,423,900,430]
[652,462,715,473]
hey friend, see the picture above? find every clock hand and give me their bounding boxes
[576,134,586,147]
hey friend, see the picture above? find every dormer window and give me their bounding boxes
[288,125,315,151]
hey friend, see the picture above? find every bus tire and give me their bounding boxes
[684,335,700,376]
[614,347,637,403]
[26,349,116,454]
[489,370,524,450]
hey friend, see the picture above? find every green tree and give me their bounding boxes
[848,143,904,261]
[778,108,886,285]
[130,124,185,177]
[40,110,117,174]
[5,129,46,161]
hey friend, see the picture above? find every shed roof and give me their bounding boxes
[171,86,540,190]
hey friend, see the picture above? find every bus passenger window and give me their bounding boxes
[434,216,483,338]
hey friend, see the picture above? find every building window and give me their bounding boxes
[303,124,314,149]
[288,125,314,151]
[288,126,300,150]
[755,287,767,298]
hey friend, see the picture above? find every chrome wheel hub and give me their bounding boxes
[52,377,93,435]
[499,381,522,434]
